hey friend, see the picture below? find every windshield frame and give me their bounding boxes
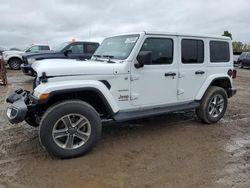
[93,34,140,60]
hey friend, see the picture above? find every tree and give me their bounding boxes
[222,31,232,40]
[232,41,250,53]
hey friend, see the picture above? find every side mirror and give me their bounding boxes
[135,51,152,68]
[64,49,72,57]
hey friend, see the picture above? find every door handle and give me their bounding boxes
[195,71,205,75]
[165,72,176,77]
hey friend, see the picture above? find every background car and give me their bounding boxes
[2,44,51,70]
[237,52,250,69]
[21,41,99,76]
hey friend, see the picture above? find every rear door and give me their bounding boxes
[177,38,207,101]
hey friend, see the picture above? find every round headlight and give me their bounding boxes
[28,58,36,64]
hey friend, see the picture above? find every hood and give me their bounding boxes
[22,51,56,58]
[32,59,117,77]
[3,50,24,55]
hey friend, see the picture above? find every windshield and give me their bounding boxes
[22,46,30,52]
[55,42,70,52]
[93,34,139,60]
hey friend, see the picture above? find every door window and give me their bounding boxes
[140,38,173,64]
[27,46,39,53]
[68,44,84,54]
[181,39,204,64]
[39,46,50,51]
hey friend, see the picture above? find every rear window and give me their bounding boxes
[210,41,230,62]
[181,39,204,64]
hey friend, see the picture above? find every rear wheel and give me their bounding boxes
[196,86,228,124]
[9,58,22,70]
[39,100,102,159]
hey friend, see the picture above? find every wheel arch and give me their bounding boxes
[36,86,118,119]
[7,56,23,64]
[195,75,232,100]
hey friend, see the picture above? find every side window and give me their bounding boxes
[85,44,98,54]
[40,46,50,51]
[210,41,230,62]
[68,44,84,54]
[246,53,250,58]
[27,46,39,53]
[140,38,173,65]
[181,39,204,64]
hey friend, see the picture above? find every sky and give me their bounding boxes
[0,0,249,49]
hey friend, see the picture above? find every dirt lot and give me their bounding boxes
[0,68,250,188]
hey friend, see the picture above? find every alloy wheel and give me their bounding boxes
[52,114,91,150]
[208,94,225,118]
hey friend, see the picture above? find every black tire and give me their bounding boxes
[196,86,228,124]
[39,100,102,159]
[8,58,22,70]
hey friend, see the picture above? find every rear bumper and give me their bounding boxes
[228,88,237,98]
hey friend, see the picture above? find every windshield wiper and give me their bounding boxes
[92,54,104,62]
[102,55,114,58]
[93,54,101,58]
[102,55,116,63]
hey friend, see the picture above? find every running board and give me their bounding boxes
[113,101,200,122]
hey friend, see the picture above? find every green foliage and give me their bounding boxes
[221,31,249,52]
[232,41,250,53]
[222,31,232,39]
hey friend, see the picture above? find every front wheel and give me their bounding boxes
[39,100,102,159]
[9,58,22,70]
[196,86,228,124]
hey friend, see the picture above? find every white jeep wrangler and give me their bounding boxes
[6,31,237,159]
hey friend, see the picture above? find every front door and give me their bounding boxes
[177,38,207,101]
[130,36,178,107]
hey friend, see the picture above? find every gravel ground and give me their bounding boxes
[0,68,249,188]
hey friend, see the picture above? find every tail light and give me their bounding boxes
[227,69,237,79]
[232,69,237,79]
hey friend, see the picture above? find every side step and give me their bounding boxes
[113,101,200,122]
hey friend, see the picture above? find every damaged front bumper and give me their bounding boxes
[6,89,37,124]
